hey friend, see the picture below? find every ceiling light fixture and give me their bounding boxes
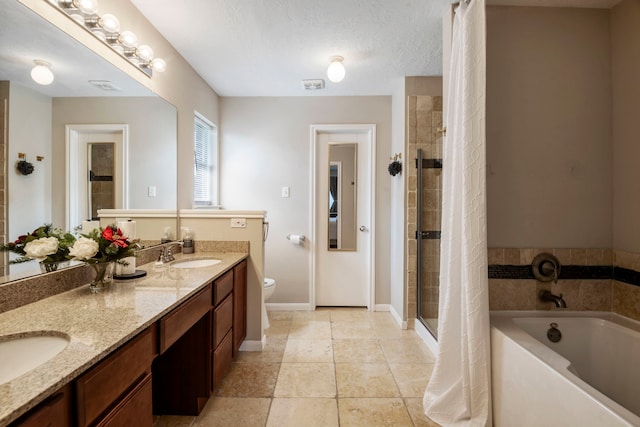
[327,56,346,83]
[49,0,166,76]
[31,60,54,85]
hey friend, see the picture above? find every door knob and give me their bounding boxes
[359,226,368,232]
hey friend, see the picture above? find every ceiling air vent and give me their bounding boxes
[302,79,325,91]
[88,80,122,92]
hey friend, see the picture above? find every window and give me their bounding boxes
[193,112,218,207]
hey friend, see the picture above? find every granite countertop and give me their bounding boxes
[0,251,248,426]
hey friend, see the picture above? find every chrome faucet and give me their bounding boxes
[539,290,567,308]
[159,241,183,263]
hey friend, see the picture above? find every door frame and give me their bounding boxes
[65,124,129,230]
[309,124,377,310]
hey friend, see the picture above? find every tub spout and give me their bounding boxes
[539,290,567,308]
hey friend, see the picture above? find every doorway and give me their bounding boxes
[310,124,376,309]
[66,124,128,230]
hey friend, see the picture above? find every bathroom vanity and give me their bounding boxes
[0,253,248,427]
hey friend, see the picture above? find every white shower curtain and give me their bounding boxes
[423,0,491,426]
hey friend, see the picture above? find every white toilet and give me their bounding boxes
[263,278,277,330]
[263,278,277,301]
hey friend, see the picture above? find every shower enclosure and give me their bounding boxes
[408,95,443,339]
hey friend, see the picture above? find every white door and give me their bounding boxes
[312,125,375,308]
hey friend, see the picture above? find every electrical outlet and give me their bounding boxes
[230,217,246,228]
[148,186,157,197]
[282,186,290,198]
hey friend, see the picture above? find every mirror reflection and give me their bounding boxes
[328,143,357,251]
[0,1,177,282]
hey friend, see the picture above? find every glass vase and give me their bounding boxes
[39,260,71,273]
[89,262,115,293]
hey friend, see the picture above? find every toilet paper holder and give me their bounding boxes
[286,234,306,242]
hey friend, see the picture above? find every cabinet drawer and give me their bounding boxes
[96,373,152,427]
[213,270,233,306]
[159,285,212,353]
[76,328,153,427]
[213,293,233,348]
[212,329,233,390]
[12,385,70,427]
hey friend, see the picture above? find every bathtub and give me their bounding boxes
[491,311,640,427]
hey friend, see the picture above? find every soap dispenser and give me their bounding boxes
[182,227,194,254]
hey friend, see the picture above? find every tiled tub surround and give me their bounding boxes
[0,250,248,426]
[488,248,640,320]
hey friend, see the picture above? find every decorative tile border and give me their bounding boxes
[488,265,614,281]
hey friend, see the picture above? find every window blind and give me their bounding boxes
[194,115,214,206]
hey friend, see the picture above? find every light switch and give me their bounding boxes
[231,218,246,228]
[148,186,157,197]
[281,186,290,198]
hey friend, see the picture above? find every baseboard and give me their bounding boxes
[266,302,312,311]
[374,304,391,312]
[389,305,408,329]
[414,319,438,356]
[239,335,266,352]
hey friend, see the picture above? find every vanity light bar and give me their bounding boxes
[47,0,167,77]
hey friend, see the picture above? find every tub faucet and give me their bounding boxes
[159,241,183,263]
[539,290,567,308]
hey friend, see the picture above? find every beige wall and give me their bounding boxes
[612,0,640,254]
[219,96,391,306]
[487,6,612,248]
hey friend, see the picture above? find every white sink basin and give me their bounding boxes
[171,258,222,269]
[0,334,70,384]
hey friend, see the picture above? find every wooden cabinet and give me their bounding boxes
[10,385,71,427]
[233,260,247,356]
[158,285,212,353]
[76,327,154,427]
[210,267,238,392]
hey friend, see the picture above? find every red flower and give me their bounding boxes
[102,226,129,248]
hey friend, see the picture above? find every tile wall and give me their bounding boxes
[488,247,640,321]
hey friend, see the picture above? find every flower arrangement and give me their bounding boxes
[0,224,76,265]
[69,224,138,265]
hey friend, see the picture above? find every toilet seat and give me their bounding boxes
[264,278,275,288]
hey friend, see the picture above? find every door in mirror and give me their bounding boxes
[328,143,357,251]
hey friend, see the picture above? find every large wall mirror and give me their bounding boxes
[328,143,357,251]
[0,1,177,282]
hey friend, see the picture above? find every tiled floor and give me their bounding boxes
[154,308,442,426]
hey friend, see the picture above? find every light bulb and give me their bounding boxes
[31,60,54,85]
[76,0,98,15]
[151,58,167,73]
[327,56,345,83]
[99,14,120,33]
[136,45,154,61]
[119,30,138,48]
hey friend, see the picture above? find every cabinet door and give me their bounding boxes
[213,294,233,348]
[11,385,71,427]
[96,374,153,427]
[233,260,247,355]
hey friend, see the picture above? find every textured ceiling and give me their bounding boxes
[130,0,454,97]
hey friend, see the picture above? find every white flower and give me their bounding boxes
[24,237,59,260]
[69,237,99,260]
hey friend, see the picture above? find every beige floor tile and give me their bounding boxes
[373,324,417,339]
[380,338,436,364]
[338,397,413,426]
[236,337,286,364]
[288,320,332,339]
[331,321,377,339]
[336,363,400,398]
[404,398,443,427]
[333,339,386,364]
[292,310,331,321]
[330,309,372,322]
[265,319,291,337]
[274,363,336,397]
[389,363,433,397]
[153,415,195,427]
[266,398,339,427]
[283,339,333,363]
[268,311,293,321]
[192,397,271,427]
[215,363,280,397]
